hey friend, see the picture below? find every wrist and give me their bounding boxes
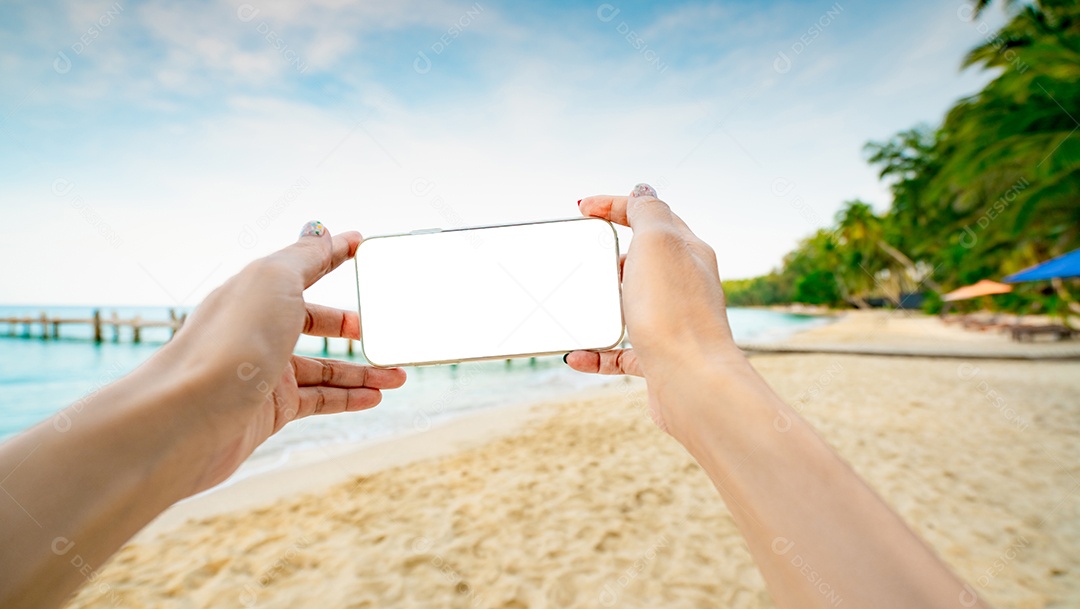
[146,335,293,494]
[656,348,791,467]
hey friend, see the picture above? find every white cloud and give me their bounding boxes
[0,0,1010,306]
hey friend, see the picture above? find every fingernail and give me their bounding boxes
[576,199,582,207]
[562,353,569,364]
[300,221,326,238]
[630,183,657,199]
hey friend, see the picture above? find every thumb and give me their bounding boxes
[272,221,361,289]
[625,183,692,238]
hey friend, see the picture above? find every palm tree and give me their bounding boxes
[832,200,942,305]
[934,0,1080,308]
[864,127,943,261]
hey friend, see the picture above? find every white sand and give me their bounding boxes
[64,314,1080,609]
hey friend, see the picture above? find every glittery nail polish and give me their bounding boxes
[300,221,326,238]
[630,183,657,199]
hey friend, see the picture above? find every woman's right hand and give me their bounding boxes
[565,185,751,438]
[568,187,994,609]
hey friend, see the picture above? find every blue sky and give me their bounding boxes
[0,0,1003,307]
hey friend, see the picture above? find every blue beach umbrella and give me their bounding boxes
[1004,247,1080,283]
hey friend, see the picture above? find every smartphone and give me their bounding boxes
[354,217,624,367]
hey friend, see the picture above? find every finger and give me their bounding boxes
[579,185,694,238]
[303,303,361,339]
[323,230,362,277]
[292,356,407,389]
[295,386,383,417]
[566,349,642,377]
[272,222,363,288]
[579,195,631,226]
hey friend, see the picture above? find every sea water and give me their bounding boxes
[0,306,828,478]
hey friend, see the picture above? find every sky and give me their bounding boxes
[0,0,1006,308]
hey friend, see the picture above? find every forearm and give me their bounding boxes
[0,354,212,609]
[668,355,988,609]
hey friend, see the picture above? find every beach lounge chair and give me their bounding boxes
[962,314,1002,331]
[1009,324,1075,342]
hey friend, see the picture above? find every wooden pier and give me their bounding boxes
[1,312,537,361]
[325,336,357,356]
[0,310,364,354]
[0,309,187,343]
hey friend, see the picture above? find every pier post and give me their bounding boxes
[40,312,49,339]
[111,311,120,342]
[323,337,330,354]
[52,321,60,339]
[93,310,103,343]
[347,339,354,356]
[168,309,178,339]
[132,316,142,344]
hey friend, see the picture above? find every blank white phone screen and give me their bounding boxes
[354,218,624,366]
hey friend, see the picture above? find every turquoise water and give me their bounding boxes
[0,306,827,476]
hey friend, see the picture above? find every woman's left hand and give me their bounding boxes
[157,221,406,494]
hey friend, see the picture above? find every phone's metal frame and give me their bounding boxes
[353,216,625,367]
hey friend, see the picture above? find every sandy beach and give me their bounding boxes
[64,312,1079,609]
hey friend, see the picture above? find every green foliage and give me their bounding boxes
[724,275,786,307]
[730,0,1080,316]
[794,270,842,305]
